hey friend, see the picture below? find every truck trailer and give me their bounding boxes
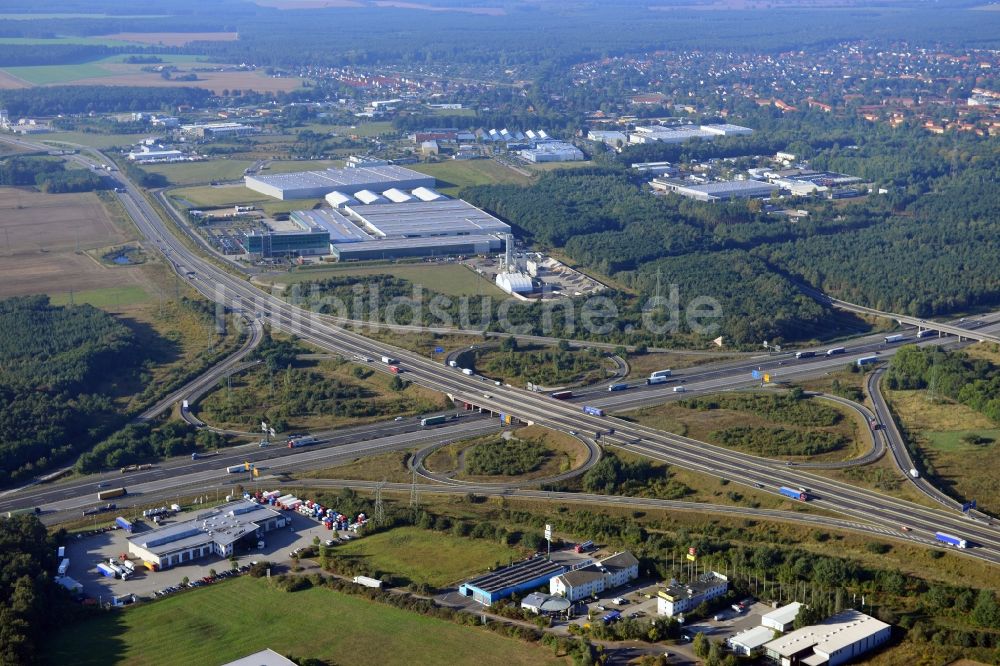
[96,563,117,578]
[646,376,668,385]
[608,383,629,392]
[226,465,247,474]
[115,516,133,532]
[287,435,317,448]
[795,351,816,359]
[826,347,846,356]
[381,356,396,365]
[583,405,605,417]
[550,390,573,399]
[649,369,672,379]
[57,558,70,576]
[352,575,384,589]
[97,487,127,500]
[884,334,906,344]
[856,355,879,367]
[935,532,967,548]
[420,415,448,427]
[779,486,808,501]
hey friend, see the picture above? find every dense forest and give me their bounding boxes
[0,297,145,485]
[0,86,211,117]
[0,156,105,194]
[886,346,1000,423]
[0,516,82,664]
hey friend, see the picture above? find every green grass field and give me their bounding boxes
[2,62,120,85]
[43,576,563,666]
[44,131,150,150]
[410,160,531,196]
[279,263,506,298]
[333,527,525,587]
[924,429,1000,453]
[330,121,395,137]
[143,159,256,186]
[48,285,151,309]
[169,185,268,208]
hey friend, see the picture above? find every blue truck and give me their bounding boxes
[779,486,808,501]
[583,406,605,417]
[935,532,967,549]
[607,383,629,392]
[856,355,879,367]
[115,516,133,532]
[601,610,622,624]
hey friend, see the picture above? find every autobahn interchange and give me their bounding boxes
[3,136,1000,566]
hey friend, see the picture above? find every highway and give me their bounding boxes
[4,135,999,565]
[1,413,498,519]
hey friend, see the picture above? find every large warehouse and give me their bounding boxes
[654,179,779,202]
[245,164,434,200]
[126,500,286,571]
[762,610,891,666]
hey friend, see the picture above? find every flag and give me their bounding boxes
[752,370,762,380]
[763,373,770,383]
[244,461,251,471]
[252,468,260,478]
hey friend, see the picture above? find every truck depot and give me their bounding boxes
[126,500,286,571]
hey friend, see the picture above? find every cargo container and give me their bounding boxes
[575,540,594,553]
[55,576,83,594]
[97,563,117,578]
[825,347,846,356]
[917,329,935,339]
[57,546,65,558]
[421,415,448,427]
[779,486,808,501]
[97,487,127,500]
[795,351,815,359]
[107,562,126,578]
[121,560,135,573]
[884,334,905,344]
[646,376,668,385]
[650,369,672,378]
[115,516,133,532]
[583,405,605,417]
[461,368,474,376]
[226,465,246,474]
[935,532,967,548]
[57,558,70,576]
[550,390,573,400]
[608,383,629,392]
[856,355,879,367]
[287,435,317,448]
[353,575,384,589]
[381,356,396,365]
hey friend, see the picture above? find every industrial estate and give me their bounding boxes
[1,2,1000,666]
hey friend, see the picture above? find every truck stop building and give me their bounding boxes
[656,572,729,617]
[762,610,891,666]
[126,500,285,571]
[245,164,433,200]
[459,555,568,605]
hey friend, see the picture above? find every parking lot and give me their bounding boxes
[61,508,354,603]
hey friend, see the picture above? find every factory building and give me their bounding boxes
[762,610,891,666]
[495,272,534,295]
[459,555,569,605]
[180,122,255,139]
[245,164,433,201]
[588,130,628,146]
[519,141,585,163]
[126,500,285,571]
[655,179,779,202]
[656,572,729,617]
[331,236,502,262]
[629,123,753,145]
[345,199,510,239]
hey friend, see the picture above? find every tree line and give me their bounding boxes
[0,156,105,194]
[0,85,211,117]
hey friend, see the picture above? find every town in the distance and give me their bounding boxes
[0,1,998,665]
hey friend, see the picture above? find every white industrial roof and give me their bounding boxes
[290,209,372,243]
[496,272,533,293]
[382,188,414,203]
[221,649,297,666]
[127,500,281,556]
[763,602,803,627]
[355,189,388,205]
[730,625,775,650]
[347,199,510,238]
[411,186,444,201]
[325,191,356,207]
[764,610,890,658]
[247,165,430,194]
